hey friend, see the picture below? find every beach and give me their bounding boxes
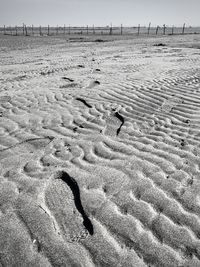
[1,33,200,266]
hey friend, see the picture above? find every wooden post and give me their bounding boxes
[24,24,28,36]
[163,24,166,35]
[23,23,25,35]
[15,26,18,36]
[110,23,112,35]
[48,25,50,35]
[147,22,151,35]
[93,24,95,34]
[120,24,123,35]
[182,23,185,34]
[32,25,34,35]
[68,24,70,35]
[64,24,66,34]
[156,25,159,35]
[172,25,174,35]
[87,25,88,34]
[4,25,6,35]
[39,25,42,36]
[56,25,58,35]
[137,24,140,35]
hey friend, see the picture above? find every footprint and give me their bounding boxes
[87,80,100,89]
[44,171,93,243]
[75,98,92,108]
[104,111,124,137]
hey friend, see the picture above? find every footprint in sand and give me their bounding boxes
[44,171,93,243]
[103,111,124,137]
[86,80,100,89]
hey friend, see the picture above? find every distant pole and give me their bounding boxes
[172,25,174,35]
[10,26,12,35]
[137,24,140,35]
[64,24,66,34]
[48,25,50,35]
[15,26,18,36]
[163,24,166,35]
[23,23,25,35]
[39,25,42,36]
[32,25,34,35]
[4,25,6,35]
[24,24,28,36]
[156,25,159,35]
[147,22,151,35]
[110,23,112,35]
[120,24,123,35]
[68,24,70,35]
[56,25,58,35]
[182,23,185,34]
[93,24,95,34]
[87,25,88,34]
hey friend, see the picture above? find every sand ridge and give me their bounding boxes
[1,34,200,266]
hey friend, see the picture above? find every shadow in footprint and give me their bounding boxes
[114,112,124,136]
[76,98,92,108]
[56,171,94,235]
[62,77,74,82]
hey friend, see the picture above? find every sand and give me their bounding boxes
[1,33,200,266]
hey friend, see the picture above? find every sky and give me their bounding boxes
[0,0,199,27]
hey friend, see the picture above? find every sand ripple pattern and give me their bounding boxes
[1,35,200,266]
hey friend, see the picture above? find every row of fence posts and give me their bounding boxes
[137,23,186,35]
[2,23,187,36]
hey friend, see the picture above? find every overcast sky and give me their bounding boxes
[0,0,199,27]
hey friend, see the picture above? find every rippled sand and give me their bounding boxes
[1,34,200,267]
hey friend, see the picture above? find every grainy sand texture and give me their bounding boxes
[1,33,200,267]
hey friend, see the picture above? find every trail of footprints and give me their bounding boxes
[1,41,200,266]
